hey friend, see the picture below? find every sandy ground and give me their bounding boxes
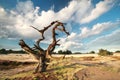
[0,54,37,62]
[0,53,119,61]
[0,53,120,80]
[53,54,99,57]
[75,66,120,80]
[0,64,35,77]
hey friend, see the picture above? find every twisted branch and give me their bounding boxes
[30,21,58,50]
[19,21,70,73]
[46,21,70,58]
[19,39,40,60]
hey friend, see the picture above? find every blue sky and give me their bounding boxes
[0,0,120,53]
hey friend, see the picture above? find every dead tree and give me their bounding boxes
[19,21,70,73]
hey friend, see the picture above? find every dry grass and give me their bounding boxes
[0,54,37,62]
[0,53,120,80]
[112,56,120,60]
[47,57,86,80]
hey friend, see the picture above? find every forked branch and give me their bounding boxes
[19,21,70,73]
[19,39,40,60]
[30,21,58,50]
[46,21,70,58]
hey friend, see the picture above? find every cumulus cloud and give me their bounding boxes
[0,0,92,38]
[55,32,86,52]
[55,39,83,52]
[79,21,120,38]
[81,0,115,23]
[0,7,6,18]
[55,21,120,52]
[0,0,116,39]
[0,1,39,39]
[0,0,118,52]
[87,29,120,52]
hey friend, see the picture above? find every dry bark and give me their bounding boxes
[19,21,70,73]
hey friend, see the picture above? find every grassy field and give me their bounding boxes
[0,53,120,80]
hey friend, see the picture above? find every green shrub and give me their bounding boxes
[98,49,113,56]
[115,50,120,53]
[0,48,8,54]
[58,50,72,54]
[0,48,26,54]
[88,51,95,54]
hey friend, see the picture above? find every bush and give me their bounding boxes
[98,49,113,56]
[0,48,8,54]
[58,50,72,54]
[73,52,82,54]
[115,50,120,53]
[88,51,95,54]
[0,48,26,54]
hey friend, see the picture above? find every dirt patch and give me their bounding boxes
[0,59,37,70]
[75,66,120,80]
[112,56,120,60]
[0,54,120,80]
[0,60,37,78]
[5,73,58,80]
[79,57,95,61]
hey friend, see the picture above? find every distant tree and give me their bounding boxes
[90,51,95,54]
[65,50,72,54]
[0,48,8,54]
[52,52,57,54]
[115,50,120,53]
[58,50,63,54]
[74,52,82,54]
[58,50,72,54]
[98,49,113,56]
[8,49,13,53]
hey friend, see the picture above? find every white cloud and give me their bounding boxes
[0,0,76,39]
[87,29,120,52]
[55,39,83,52]
[67,32,76,40]
[0,0,116,39]
[0,7,14,25]
[81,0,115,23]
[79,21,120,38]
[0,7,6,16]
[55,32,83,52]
[16,1,34,14]
[0,1,39,39]
[0,0,90,39]
[55,21,120,52]
[0,0,118,52]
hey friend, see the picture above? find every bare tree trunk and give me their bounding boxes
[19,21,69,73]
[34,53,47,73]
